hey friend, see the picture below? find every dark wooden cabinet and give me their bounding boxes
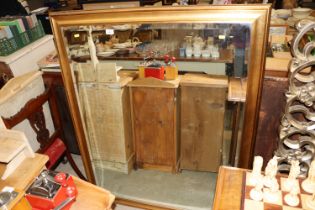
[254,76,288,168]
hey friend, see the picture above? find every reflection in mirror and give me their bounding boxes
[61,22,250,208]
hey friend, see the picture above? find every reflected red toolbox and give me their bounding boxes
[144,65,165,80]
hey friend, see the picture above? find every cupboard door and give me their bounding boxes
[180,85,226,172]
[131,87,176,170]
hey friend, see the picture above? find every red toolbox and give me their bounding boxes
[144,66,165,80]
[25,170,77,210]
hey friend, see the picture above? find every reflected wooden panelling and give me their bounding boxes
[180,73,228,172]
[129,77,180,172]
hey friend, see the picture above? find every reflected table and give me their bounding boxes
[227,78,247,166]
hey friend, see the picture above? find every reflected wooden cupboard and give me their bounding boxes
[180,73,228,172]
[129,78,180,172]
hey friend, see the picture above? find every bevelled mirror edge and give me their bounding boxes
[49,4,272,183]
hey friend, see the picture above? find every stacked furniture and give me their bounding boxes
[76,63,136,175]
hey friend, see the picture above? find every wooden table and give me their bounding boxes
[227,78,247,166]
[0,153,115,210]
[0,154,48,209]
[212,166,245,210]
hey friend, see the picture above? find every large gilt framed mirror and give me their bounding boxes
[50,5,271,208]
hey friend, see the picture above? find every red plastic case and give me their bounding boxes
[144,66,165,80]
[25,170,77,210]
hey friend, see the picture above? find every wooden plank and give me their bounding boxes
[174,88,179,173]
[122,84,134,162]
[131,86,177,170]
[141,163,174,173]
[180,83,227,172]
[229,103,242,166]
[265,57,289,72]
[265,57,310,77]
[180,73,228,88]
[82,1,140,10]
[0,153,48,191]
[0,71,42,104]
[70,176,115,210]
[228,78,247,102]
[128,77,180,88]
[0,136,25,163]
[212,166,244,210]
[115,197,176,210]
[272,51,291,59]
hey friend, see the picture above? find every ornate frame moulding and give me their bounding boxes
[276,20,315,176]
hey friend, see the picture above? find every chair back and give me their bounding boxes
[2,86,62,153]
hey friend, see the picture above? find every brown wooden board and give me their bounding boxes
[180,73,228,88]
[254,76,288,169]
[228,78,247,102]
[130,85,178,172]
[180,74,227,172]
[0,136,25,163]
[0,153,48,191]
[128,77,180,88]
[213,166,244,210]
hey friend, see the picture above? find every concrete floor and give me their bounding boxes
[95,168,216,210]
[56,154,143,210]
[56,154,216,210]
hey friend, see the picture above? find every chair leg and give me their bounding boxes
[65,150,87,181]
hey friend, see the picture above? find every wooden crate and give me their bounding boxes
[180,73,228,172]
[128,77,180,173]
[77,70,136,174]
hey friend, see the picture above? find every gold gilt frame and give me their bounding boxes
[50,5,271,185]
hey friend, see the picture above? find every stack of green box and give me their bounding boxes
[0,15,45,56]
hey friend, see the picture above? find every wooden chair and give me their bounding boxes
[1,85,86,180]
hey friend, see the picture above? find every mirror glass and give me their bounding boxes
[60,22,250,208]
